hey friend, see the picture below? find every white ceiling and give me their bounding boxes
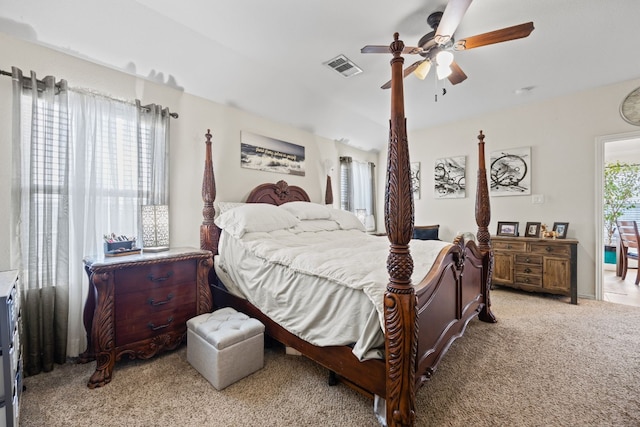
[2,0,640,152]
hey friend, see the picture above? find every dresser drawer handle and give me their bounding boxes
[545,246,553,252]
[524,268,531,273]
[147,271,173,282]
[147,293,174,307]
[525,257,531,263]
[506,244,512,249]
[148,316,174,331]
[524,277,530,283]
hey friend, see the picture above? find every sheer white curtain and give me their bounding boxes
[352,160,374,215]
[13,68,171,374]
[12,68,70,375]
[67,90,170,357]
[340,157,376,230]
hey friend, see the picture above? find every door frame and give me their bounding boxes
[594,130,640,300]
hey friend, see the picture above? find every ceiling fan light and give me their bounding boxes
[437,64,452,80]
[436,50,454,67]
[413,61,431,80]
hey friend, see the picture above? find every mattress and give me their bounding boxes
[215,226,449,361]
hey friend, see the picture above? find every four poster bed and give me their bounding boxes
[200,33,496,426]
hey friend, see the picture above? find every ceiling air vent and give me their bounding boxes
[323,54,362,78]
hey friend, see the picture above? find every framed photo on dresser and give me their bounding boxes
[553,222,569,239]
[524,222,541,238]
[497,221,519,237]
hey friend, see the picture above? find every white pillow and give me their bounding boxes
[279,201,332,220]
[214,203,299,238]
[329,208,366,232]
[290,219,341,233]
[213,201,246,219]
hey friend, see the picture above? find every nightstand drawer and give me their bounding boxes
[115,303,193,346]
[114,259,196,294]
[115,283,196,320]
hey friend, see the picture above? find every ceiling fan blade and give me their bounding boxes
[361,45,424,55]
[434,0,474,45]
[454,22,534,50]
[447,61,467,85]
[380,60,426,89]
[361,45,390,54]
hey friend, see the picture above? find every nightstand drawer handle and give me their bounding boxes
[524,268,531,273]
[524,277,530,283]
[506,244,512,249]
[147,293,174,307]
[525,257,531,263]
[148,316,173,331]
[147,271,173,282]
[545,246,553,252]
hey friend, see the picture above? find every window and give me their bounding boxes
[340,156,375,230]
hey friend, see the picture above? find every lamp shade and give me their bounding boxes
[141,205,170,252]
[413,61,431,80]
[436,64,452,80]
[436,50,454,67]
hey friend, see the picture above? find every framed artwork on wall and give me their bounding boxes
[434,156,466,199]
[524,222,541,238]
[240,131,306,176]
[490,146,531,196]
[410,162,421,200]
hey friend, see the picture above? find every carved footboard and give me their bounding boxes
[413,239,489,387]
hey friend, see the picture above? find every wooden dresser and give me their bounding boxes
[80,248,213,388]
[491,236,578,304]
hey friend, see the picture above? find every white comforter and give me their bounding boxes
[217,228,450,360]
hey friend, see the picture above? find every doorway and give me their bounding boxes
[595,132,640,306]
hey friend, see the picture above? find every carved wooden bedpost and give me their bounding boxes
[325,175,334,205]
[384,33,416,427]
[200,130,219,285]
[475,131,497,323]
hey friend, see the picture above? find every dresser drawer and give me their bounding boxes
[114,259,196,294]
[515,254,542,265]
[515,264,542,275]
[115,283,196,320]
[529,243,571,257]
[514,275,542,287]
[493,241,527,251]
[115,303,194,346]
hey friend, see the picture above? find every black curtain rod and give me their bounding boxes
[1,68,178,119]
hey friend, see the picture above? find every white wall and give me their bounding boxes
[4,32,639,300]
[377,77,640,299]
[0,33,376,270]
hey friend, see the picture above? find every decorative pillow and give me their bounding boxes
[413,225,440,241]
[279,201,332,220]
[213,201,246,219]
[214,203,299,238]
[329,208,366,232]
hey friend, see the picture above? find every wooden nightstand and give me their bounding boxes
[491,236,578,304]
[79,248,213,388]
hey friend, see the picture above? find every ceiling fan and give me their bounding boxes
[361,0,534,89]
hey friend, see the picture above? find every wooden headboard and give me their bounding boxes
[246,180,311,205]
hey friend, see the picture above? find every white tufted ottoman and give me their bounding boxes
[187,307,265,390]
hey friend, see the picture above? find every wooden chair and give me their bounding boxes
[617,220,640,285]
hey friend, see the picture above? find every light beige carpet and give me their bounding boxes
[19,289,640,426]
